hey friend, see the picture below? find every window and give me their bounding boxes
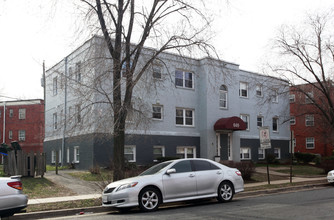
[75,62,81,82]
[51,150,56,163]
[289,94,295,103]
[176,147,196,158]
[239,82,248,98]
[306,137,315,149]
[19,109,26,119]
[74,146,80,163]
[305,115,314,126]
[256,85,263,97]
[272,89,278,103]
[53,113,58,130]
[66,147,70,163]
[193,160,219,171]
[153,63,162,79]
[274,148,281,159]
[58,150,62,163]
[18,130,25,141]
[68,67,73,79]
[124,145,136,162]
[53,76,58,95]
[293,138,296,148]
[176,108,194,126]
[305,92,313,104]
[290,116,296,125]
[258,148,265,160]
[219,85,228,109]
[9,109,13,118]
[175,70,193,89]
[240,114,249,130]
[153,146,165,162]
[121,60,133,78]
[240,148,251,160]
[171,160,192,173]
[9,130,12,139]
[257,116,263,127]
[272,117,279,132]
[152,105,163,120]
[76,105,81,123]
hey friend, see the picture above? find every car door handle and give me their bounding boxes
[189,174,195,178]
[216,171,222,175]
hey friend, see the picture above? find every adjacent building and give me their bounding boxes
[0,99,44,153]
[44,36,291,169]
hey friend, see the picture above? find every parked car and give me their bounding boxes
[0,176,28,217]
[327,170,334,184]
[102,158,244,212]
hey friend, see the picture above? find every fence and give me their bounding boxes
[3,150,46,177]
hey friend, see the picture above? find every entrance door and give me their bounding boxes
[227,133,233,160]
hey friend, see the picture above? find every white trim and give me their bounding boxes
[74,146,80,163]
[124,145,136,162]
[153,146,165,162]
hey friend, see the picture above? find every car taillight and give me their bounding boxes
[235,171,242,176]
[7,181,23,190]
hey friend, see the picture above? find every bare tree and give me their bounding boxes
[270,10,334,130]
[72,0,218,180]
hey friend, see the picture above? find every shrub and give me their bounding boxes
[89,165,101,175]
[220,160,255,181]
[319,159,334,173]
[294,152,316,164]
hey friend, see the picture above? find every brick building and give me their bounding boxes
[0,99,44,153]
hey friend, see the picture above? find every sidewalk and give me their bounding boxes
[26,169,328,205]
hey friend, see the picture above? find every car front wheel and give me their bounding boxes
[138,187,161,212]
[217,181,234,202]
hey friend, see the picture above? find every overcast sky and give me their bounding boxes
[0,0,333,101]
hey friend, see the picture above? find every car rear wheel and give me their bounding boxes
[217,181,234,202]
[138,187,161,212]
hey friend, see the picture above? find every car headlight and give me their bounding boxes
[116,182,138,192]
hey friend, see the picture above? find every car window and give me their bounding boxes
[139,161,173,176]
[193,160,220,171]
[171,160,192,173]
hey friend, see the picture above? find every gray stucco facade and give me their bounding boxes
[44,36,291,169]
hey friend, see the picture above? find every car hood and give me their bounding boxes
[106,175,154,188]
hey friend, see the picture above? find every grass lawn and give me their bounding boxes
[275,165,324,176]
[68,170,113,182]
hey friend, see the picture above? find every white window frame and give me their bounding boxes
[257,116,263,127]
[66,147,70,163]
[53,76,58,96]
[256,84,263,97]
[51,150,56,163]
[18,130,25,141]
[19,108,26,120]
[58,149,62,163]
[290,116,296,125]
[9,109,13,118]
[153,146,165,162]
[289,94,295,103]
[274,148,281,159]
[272,89,278,103]
[258,148,265,160]
[53,113,58,130]
[152,105,163,120]
[9,130,12,139]
[239,82,248,98]
[305,92,313,104]
[176,108,194,127]
[153,62,162,79]
[240,147,251,160]
[306,137,315,149]
[124,145,136,162]
[219,85,228,109]
[240,114,250,130]
[74,146,80,163]
[176,146,196,159]
[175,70,194,89]
[305,115,314,126]
[272,117,279,132]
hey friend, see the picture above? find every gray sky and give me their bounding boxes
[0,0,333,101]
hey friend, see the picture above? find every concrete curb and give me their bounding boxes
[12,181,332,220]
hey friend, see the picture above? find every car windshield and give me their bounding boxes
[139,161,173,176]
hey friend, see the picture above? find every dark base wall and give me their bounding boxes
[44,133,200,170]
[240,138,290,162]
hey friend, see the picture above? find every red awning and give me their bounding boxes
[214,116,247,131]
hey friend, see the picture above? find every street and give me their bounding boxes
[47,186,334,220]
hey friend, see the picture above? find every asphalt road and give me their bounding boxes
[38,187,334,220]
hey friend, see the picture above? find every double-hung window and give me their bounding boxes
[152,105,163,120]
[305,115,314,126]
[18,130,25,141]
[240,114,249,130]
[175,70,193,89]
[306,137,315,149]
[124,145,136,162]
[256,85,263,97]
[153,146,165,161]
[240,148,251,160]
[257,116,263,127]
[219,85,228,109]
[176,108,194,126]
[272,117,279,132]
[53,76,58,95]
[74,146,80,163]
[258,148,265,160]
[176,147,196,159]
[75,62,81,82]
[19,109,26,120]
[153,63,162,79]
[289,94,295,103]
[290,116,296,125]
[305,92,313,104]
[53,113,58,130]
[274,148,281,159]
[239,82,248,98]
[272,89,278,103]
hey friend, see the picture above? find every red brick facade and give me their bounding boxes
[0,100,44,153]
[290,85,334,157]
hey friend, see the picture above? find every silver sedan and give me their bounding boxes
[102,158,244,212]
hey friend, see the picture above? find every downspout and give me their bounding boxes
[61,57,68,166]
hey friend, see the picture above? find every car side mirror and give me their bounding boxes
[166,168,176,175]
